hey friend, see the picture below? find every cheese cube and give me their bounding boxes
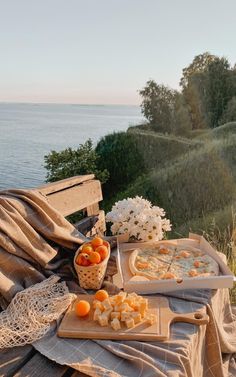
[139,298,148,310]
[146,314,156,325]
[124,297,135,308]
[93,300,103,311]
[109,296,116,307]
[131,312,142,324]
[111,318,121,331]
[119,303,133,312]
[139,298,148,317]
[125,318,135,329]
[103,309,112,320]
[114,304,122,312]
[98,314,109,327]
[127,292,138,299]
[116,291,127,303]
[132,299,142,311]
[111,311,121,320]
[93,308,102,321]
[121,311,131,322]
[102,298,113,311]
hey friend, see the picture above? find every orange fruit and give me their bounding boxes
[103,240,110,248]
[76,253,90,266]
[81,244,93,255]
[91,237,104,249]
[89,251,101,264]
[75,254,83,265]
[94,289,109,302]
[75,300,90,317]
[95,245,109,261]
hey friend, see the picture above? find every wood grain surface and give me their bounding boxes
[58,294,209,341]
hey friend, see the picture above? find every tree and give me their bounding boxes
[181,52,236,129]
[205,58,232,127]
[180,52,217,129]
[44,139,109,183]
[180,52,217,88]
[220,96,236,125]
[173,93,192,135]
[139,80,177,133]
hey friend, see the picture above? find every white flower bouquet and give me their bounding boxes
[106,196,172,242]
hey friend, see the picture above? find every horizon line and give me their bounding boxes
[0,100,140,107]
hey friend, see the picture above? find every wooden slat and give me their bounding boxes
[36,175,94,195]
[75,215,98,235]
[45,180,103,217]
[75,211,105,237]
[70,371,89,377]
[88,210,106,236]
[0,345,35,377]
[86,202,99,216]
[13,353,68,377]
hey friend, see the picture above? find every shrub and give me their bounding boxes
[44,139,109,184]
[95,132,146,198]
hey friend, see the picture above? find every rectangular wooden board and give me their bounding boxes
[58,294,167,341]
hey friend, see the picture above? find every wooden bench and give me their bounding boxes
[0,175,106,377]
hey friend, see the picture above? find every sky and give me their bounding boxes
[1,0,236,105]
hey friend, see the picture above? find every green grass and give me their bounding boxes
[112,141,235,227]
[104,122,236,300]
[211,122,236,138]
[127,127,202,171]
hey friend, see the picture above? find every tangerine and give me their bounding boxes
[103,240,110,248]
[81,244,93,255]
[94,289,109,302]
[76,253,90,266]
[89,251,101,264]
[75,300,90,317]
[95,245,109,261]
[91,237,104,249]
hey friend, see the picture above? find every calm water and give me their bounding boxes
[0,103,143,190]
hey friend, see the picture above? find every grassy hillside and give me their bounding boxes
[127,127,202,171]
[113,144,235,226]
[185,121,236,141]
[107,123,236,301]
[105,122,236,238]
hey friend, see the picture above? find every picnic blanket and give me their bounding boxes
[0,189,236,377]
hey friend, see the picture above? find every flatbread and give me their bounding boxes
[129,244,219,280]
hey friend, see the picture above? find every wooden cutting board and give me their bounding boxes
[58,294,209,341]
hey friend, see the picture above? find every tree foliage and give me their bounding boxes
[95,132,146,198]
[180,52,217,88]
[173,93,192,135]
[220,97,236,125]
[139,80,177,133]
[205,58,233,127]
[44,139,109,183]
[180,52,236,129]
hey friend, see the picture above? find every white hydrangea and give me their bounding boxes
[106,196,172,242]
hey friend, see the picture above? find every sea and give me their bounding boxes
[0,103,144,190]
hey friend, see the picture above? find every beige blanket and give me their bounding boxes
[0,189,236,377]
[0,189,85,303]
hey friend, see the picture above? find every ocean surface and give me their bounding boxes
[0,103,143,190]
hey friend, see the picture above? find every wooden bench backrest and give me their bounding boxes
[34,174,106,236]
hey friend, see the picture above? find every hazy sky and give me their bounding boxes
[1,0,236,105]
